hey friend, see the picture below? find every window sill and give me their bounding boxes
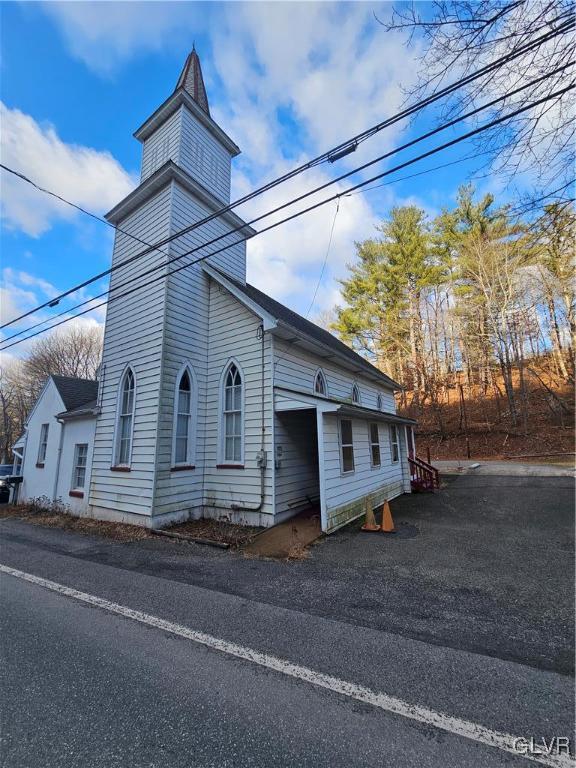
[216,464,244,470]
[69,490,84,498]
[36,462,45,469]
[170,465,196,472]
[110,465,131,472]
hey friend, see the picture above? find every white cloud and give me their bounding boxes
[0,102,136,236]
[41,1,204,76]
[0,269,106,358]
[31,2,423,316]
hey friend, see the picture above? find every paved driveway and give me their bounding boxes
[1,474,573,767]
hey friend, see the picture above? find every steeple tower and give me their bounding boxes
[175,45,210,115]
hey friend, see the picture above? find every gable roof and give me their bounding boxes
[51,376,99,413]
[207,267,401,390]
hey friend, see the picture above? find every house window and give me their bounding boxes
[369,423,381,467]
[37,423,49,465]
[376,393,382,411]
[339,419,355,473]
[390,424,399,463]
[222,363,243,464]
[174,368,194,466]
[352,384,361,404]
[115,368,135,466]
[72,444,88,490]
[314,369,327,396]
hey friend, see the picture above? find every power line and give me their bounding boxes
[3,62,571,346]
[3,83,572,352]
[2,19,571,330]
[0,164,169,258]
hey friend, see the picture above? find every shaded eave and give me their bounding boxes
[274,386,416,425]
[105,160,256,238]
[56,404,99,421]
[133,89,240,157]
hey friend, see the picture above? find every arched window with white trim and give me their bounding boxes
[114,367,135,467]
[173,365,195,467]
[314,369,327,396]
[221,362,243,465]
[352,383,361,404]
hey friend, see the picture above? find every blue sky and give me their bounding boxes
[1,1,517,358]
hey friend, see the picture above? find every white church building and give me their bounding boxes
[12,50,418,534]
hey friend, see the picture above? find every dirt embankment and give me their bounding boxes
[398,363,574,462]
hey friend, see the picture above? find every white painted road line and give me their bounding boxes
[1,564,571,768]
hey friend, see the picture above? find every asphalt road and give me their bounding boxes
[1,475,574,767]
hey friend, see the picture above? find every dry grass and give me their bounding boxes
[1,503,152,541]
[168,517,263,548]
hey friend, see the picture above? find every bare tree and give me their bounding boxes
[23,325,103,399]
[381,1,576,206]
[0,325,103,462]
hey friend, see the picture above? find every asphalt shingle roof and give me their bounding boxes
[218,273,401,390]
[52,375,99,413]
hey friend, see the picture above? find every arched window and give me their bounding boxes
[222,362,243,464]
[173,366,195,466]
[352,383,361,405]
[376,393,383,411]
[314,369,327,396]
[115,367,135,466]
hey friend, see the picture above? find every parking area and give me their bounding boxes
[1,473,573,676]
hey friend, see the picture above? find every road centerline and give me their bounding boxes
[0,563,570,768]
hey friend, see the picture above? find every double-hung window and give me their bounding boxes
[37,423,49,465]
[390,424,399,463]
[369,423,381,467]
[223,363,243,464]
[72,444,88,490]
[339,419,355,473]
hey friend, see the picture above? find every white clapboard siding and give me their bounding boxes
[89,186,173,519]
[141,106,183,182]
[168,183,246,282]
[19,379,65,504]
[151,177,248,517]
[180,108,232,203]
[274,339,397,412]
[322,414,405,521]
[274,410,319,516]
[55,417,96,514]
[202,280,274,519]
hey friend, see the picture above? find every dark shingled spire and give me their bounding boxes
[175,46,210,115]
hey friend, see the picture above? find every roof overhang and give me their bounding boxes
[133,89,240,157]
[56,406,100,421]
[203,265,278,330]
[272,323,400,389]
[274,386,416,425]
[106,161,255,239]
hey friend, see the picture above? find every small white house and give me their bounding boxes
[14,49,417,533]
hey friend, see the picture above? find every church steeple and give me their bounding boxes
[175,46,210,116]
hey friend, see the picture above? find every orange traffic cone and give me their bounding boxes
[380,500,396,533]
[361,497,380,532]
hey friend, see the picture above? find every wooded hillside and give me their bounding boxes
[333,190,574,460]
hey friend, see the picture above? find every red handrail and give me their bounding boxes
[408,456,439,491]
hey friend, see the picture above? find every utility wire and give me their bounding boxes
[2,83,573,352]
[3,63,570,346]
[305,198,341,318]
[2,19,571,329]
